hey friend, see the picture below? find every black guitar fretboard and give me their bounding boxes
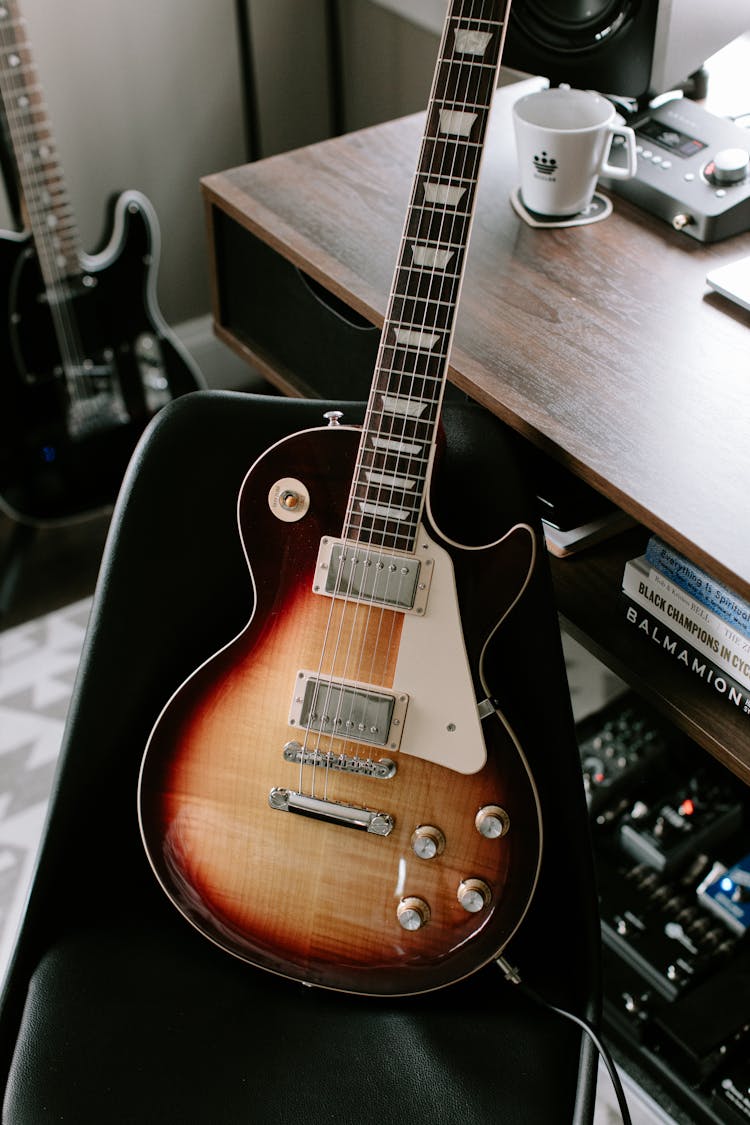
[342,0,510,554]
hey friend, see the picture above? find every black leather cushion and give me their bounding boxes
[0,392,599,1123]
[5,921,584,1125]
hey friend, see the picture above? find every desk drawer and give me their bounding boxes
[210,206,381,399]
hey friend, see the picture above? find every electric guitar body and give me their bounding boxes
[140,0,545,995]
[0,191,200,524]
[139,423,542,995]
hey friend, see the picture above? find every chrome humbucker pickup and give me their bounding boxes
[289,671,408,751]
[313,538,432,614]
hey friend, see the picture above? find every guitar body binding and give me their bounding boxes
[138,424,543,996]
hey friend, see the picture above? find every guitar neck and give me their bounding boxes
[343,0,510,554]
[0,1,82,285]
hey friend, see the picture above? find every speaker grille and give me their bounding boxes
[504,0,660,98]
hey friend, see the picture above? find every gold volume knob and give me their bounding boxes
[397,897,430,931]
[457,878,492,913]
[411,825,446,860]
[475,805,510,839]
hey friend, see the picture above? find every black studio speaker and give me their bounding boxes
[502,0,748,100]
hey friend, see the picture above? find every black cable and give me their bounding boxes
[495,956,633,1125]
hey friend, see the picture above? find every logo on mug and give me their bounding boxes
[532,151,557,177]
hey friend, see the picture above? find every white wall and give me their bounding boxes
[0,0,439,330]
[0,0,246,325]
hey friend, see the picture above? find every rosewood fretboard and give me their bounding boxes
[342,0,510,554]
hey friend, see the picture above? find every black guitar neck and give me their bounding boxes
[345,0,510,554]
[0,2,202,525]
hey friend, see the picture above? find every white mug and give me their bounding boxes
[512,87,637,218]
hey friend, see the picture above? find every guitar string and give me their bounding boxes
[336,0,499,748]
[5,14,95,418]
[300,1,465,790]
[295,2,464,795]
[0,3,99,421]
[0,7,89,411]
[336,0,492,745]
[304,0,499,794]
[300,0,502,799]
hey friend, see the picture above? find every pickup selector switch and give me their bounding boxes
[411,825,445,859]
[397,897,430,931]
[457,878,492,913]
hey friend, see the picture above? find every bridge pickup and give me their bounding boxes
[268,788,394,835]
[284,741,397,779]
[290,672,408,750]
[314,538,432,613]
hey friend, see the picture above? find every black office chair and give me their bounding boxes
[0,391,602,1124]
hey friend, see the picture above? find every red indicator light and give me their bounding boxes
[679,798,695,817]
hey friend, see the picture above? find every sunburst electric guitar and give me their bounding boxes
[139,0,543,996]
[0,1,201,525]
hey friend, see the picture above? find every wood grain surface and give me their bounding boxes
[203,77,750,602]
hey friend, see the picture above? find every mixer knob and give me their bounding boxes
[397,897,430,931]
[411,825,446,860]
[706,148,750,185]
[457,878,492,913]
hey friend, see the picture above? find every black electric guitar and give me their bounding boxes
[139,0,542,997]
[0,1,202,525]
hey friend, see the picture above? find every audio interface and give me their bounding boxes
[600,98,750,242]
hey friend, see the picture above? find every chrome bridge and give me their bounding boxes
[313,538,433,614]
[289,671,408,751]
[284,741,396,779]
[268,788,394,835]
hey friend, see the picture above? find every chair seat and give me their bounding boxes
[4,917,584,1125]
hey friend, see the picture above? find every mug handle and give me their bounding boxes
[600,124,637,180]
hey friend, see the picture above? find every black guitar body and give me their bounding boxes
[0,189,201,525]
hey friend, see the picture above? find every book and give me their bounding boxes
[645,535,750,642]
[623,555,750,691]
[622,598,750,720]
[542,508,636,558]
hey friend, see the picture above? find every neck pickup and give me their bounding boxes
[313,537,434,615]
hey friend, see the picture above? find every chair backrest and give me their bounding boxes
[0,391,600,1119]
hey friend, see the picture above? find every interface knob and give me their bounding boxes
[475,805,510,839]
[397,896,430,931]
[708,148,750,185]
[457,878,492,913]
[411,825,445,859]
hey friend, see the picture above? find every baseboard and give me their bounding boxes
[173,314,271,393]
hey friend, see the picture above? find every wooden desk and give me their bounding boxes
[202,78,750,782]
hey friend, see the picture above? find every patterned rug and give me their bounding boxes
[0,598,92,974]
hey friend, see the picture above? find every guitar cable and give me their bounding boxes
[495,956,633,1125]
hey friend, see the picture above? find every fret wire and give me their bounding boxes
[433,96,493,112]
[397,265,462,280]
[375,366,445,384]
[419,204,472,219]
[345,0,507,550]
[392,295,464,314]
